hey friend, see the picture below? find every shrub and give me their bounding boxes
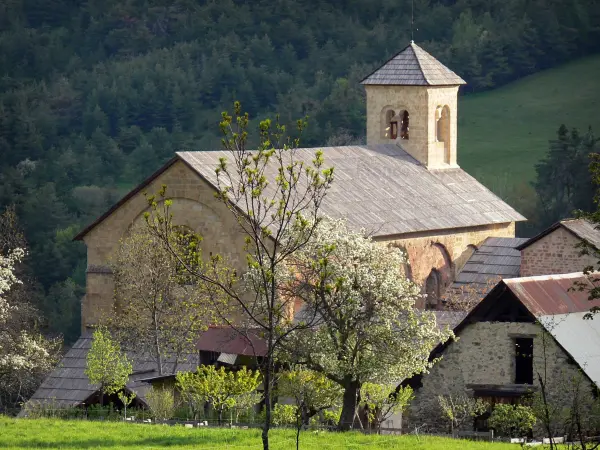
[272,404,298,426]
[145,387,176,421]
[488,404,536,438]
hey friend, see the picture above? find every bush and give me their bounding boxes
[488,404,536,438]
[145,387,176,421]
[271,404,297,426]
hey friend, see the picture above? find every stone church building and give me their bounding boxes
[27,42,524,408]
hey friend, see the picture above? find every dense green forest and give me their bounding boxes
[1,0,599,343]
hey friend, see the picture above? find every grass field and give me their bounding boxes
[459,54,600,211]
[0,417,519,449]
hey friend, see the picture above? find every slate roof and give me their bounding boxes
[516,218,600,250]
[361,42,466,86]
[178,145,524,238]
[450,237,529,294]
[25,331,197,410]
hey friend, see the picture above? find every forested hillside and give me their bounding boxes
[1,0,599,342]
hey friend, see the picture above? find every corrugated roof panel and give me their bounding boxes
[539,312,600,387]
[505,273,600,316]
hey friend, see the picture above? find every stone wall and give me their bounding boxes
[404,321,594,434]
[81,159,248,329]
[365,85,459,169]
[520,226,595,277]
[382,222,515,308]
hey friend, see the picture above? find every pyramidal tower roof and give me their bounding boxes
[361,41,466,86]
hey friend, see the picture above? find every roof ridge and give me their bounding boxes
[504,272,587,283]
[409,42,429,85]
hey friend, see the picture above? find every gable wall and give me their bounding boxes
[382,222,515,308]
[81,159,248,329]
[520,227,596,277]
[405,320,591,433]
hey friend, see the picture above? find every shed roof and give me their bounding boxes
[361,42,466,86]
[451,237,529,293]
[25,331,197,410]
[177,145,524,238]
[516,218,600,251]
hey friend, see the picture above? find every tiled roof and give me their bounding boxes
[178,145,524,237]
[361,42,466,86]
[451,237,529,294]
[516,218,600,250]
[25,331,197,410]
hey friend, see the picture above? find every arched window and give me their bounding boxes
[400,110,409,140]
[425,269,441,310]
[435,105,450,162]
[384,109,396,139]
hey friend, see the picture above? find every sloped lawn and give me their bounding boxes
[0,417,520,449]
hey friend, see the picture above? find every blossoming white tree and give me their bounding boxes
[282,218,453,430]
[0,246,58,409]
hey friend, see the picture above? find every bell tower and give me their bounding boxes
[361,42,466,170]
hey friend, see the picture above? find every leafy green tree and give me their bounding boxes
[176,365,261,424]
[279,367,342,450]
[282,218,451,430]
[534,125,598,227]
[360,383,413,433]
[488,404,536,438]
[85,327,133,406]
[117,390,136,420]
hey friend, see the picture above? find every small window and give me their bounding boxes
[400,111,409,140]
[390,121,398,139]
[515,338,533,384]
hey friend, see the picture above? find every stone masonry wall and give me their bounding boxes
[404,321,594,435]
[81,159,516,326]
[520,226,596,277]
[365,85,459,169]
[81,159,248,329]
[382,222,515,308]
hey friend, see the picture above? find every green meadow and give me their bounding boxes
[459,54,600,216]
[0,417,520,449]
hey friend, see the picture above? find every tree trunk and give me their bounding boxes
[261,352,273,450]
[338,380,360,431]
[153,308,163,375]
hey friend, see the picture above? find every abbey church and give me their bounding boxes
[28,42,526,407]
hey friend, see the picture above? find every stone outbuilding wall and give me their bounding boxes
[404,320,594,435]
[520,226,596,277]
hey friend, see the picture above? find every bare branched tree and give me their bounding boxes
[144,102,334,450]
[109,225,214,375]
